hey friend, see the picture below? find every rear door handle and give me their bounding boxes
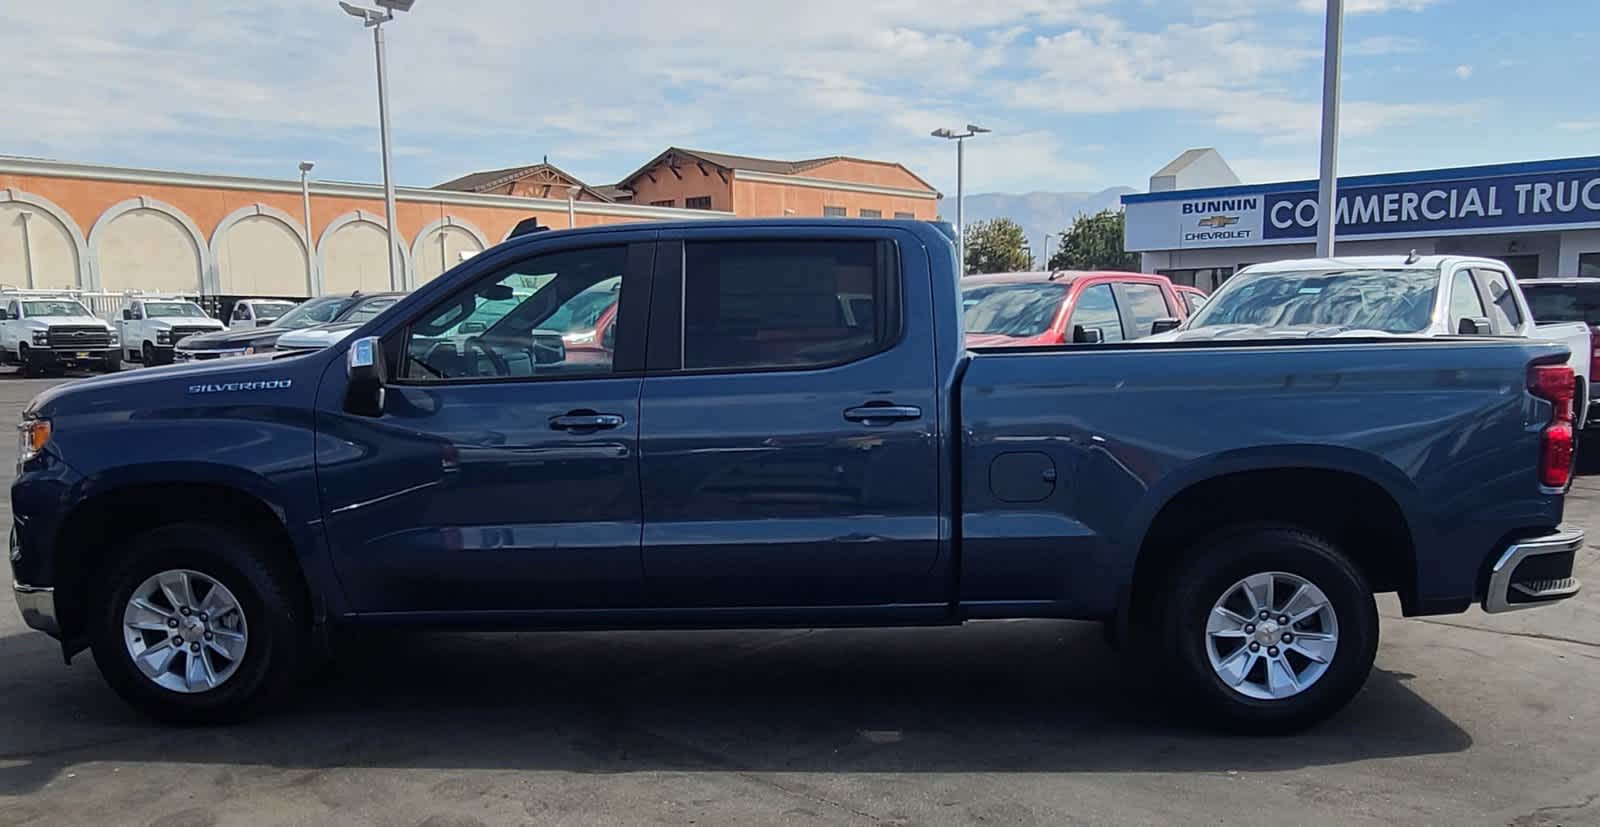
[843,404,922,424]
[550,412,625,431]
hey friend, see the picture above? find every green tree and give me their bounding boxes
[1048,208,1140,271]
[963,218,1032,275]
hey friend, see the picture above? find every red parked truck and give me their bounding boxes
[961,271,1189,347]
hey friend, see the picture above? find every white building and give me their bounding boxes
[1123,149,1600,292]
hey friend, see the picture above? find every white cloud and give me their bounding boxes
[1454,64,1474,80]
[1558,121,1600,132]
[1347,35,1425,56]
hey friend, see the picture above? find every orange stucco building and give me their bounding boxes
[0,146,938,299]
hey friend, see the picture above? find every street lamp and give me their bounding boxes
[931,123,990,276]
[298,161,317,293]
[1316,0,1344,257]
[340,0,415,289]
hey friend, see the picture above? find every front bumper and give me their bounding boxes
[24,348,115,366]
[1483,527,1584,613]
[13,582,58,638]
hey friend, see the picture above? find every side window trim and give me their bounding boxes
[388,240,653,385]
[1447,267,1487,332]
[645,236,903,376]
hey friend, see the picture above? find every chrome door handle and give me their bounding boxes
[843,404,922,425]
[550,413,624,431]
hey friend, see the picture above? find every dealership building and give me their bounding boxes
[1123,149,1600,293]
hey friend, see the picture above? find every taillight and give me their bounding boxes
[1529,363,1576,489]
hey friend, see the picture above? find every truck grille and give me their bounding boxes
[169,326,214,345]
[46,326,111,350]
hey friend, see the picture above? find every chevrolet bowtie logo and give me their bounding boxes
[1197,215,1239,229]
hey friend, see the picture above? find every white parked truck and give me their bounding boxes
[116,297,227,366]
[227,299,298,329]
[0,293,120,375]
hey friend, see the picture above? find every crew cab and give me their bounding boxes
[961,271,1187,347]
[227,299,297,329]
[0,293,120,375]
[10,220,1583,732]
[1165,256,1594,428]
[116,297,226,365]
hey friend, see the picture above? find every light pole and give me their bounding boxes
[1042,233,1053,271]
[1316,0,1344,257]
[340,0,415,289]
[567,185,580,229]
[298,161,317,293]
[931,124,990,276]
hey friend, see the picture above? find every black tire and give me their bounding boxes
[98,353,122,373]
[88,523,308,723]
[18,345,41,377]
[1157,525,1379,734]
[142,342,159,366]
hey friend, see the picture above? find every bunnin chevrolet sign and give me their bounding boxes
[1121,156,1600,252]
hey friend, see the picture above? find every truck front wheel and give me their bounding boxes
[1158,526,1379,734]
[88,523,308,723]
[97,352,122,373]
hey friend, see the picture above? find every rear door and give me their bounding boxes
[1065,282,1126,343]
[1472,267,1527,335]
[637,228,945,608]
[1113,280,1180,339]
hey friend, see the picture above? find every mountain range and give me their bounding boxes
[942,187,1138,266]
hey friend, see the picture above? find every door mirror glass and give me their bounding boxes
[1073,325,1104,344]
[344,336,387,417]
[121,309,133,321]
[530,331,567,365]
[1458,316,1492,335]
[1150,317,1182,335]
[0,309,11,321]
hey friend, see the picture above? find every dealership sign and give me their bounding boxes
[1121,158,1600,251]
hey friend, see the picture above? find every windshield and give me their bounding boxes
[252,302,294,321]
[23,300,92,317]
[1523,283,1600,325]
[341,296,401,324]
[144,301,207,318]
[961,282,1066,337]
[1188,269,1439,334]
[272,297,356,329]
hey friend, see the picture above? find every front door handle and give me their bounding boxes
[550,412,625,431]
[843,404,922,425]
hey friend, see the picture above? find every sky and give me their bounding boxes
[4,0,1596,197]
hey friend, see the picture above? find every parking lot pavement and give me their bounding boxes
[1,373,1599,826]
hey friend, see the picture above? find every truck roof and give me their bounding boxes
[1243,255,1512,273]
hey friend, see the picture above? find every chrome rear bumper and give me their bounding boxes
[1483,528,1584,613]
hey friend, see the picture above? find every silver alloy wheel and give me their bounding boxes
[122,569,249,694]
[1204,571,1338,700]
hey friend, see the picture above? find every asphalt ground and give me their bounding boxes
[1,372,1597,826]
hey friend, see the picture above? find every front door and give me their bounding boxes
[317,238,654,613]
[637,231,944,608]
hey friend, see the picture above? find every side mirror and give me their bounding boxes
[344,336,387,417]
[1150,318,1182,335]
[1458,316,1492,335]
[479,284,514,301]
[1072,325,1104,344]
[529,331,567,365]
[0,310,10,321]
[121,309,133,321]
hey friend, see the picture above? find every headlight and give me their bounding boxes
[156,330,171,345]
[30,330,47,345]
[17,419,50,465]
[108,329,119,343]
[243,345,256,355]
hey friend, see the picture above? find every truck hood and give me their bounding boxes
[23,316,112,328]
[175,325,292,351]
[24,352,305,418]
[276,321,362,350]
[1146,324,1405,342]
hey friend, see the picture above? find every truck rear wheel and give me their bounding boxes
[88,523,308,723]
[1157,526,1378,734]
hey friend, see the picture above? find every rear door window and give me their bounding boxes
[1068,283,1125,343]
[1523,283,1600,325]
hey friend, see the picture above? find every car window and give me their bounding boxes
[144,301,207,318]
[1523,282,1600,325]
[1474,269,1524,333]
[1448,270,1487,332]
[1116,282,1173,339]
[1183,292,1207,314]
[1069,283,1125,343]
[1189,268,1438,334]
[274,297,355,329]
[404,246,628,381]
[22,300,91,317]
[233,304,250,320]
[961,282,1066,338]
[681,240,885,371]
[341,296,401,324]
[253,302,293,321]
[6,302,17,319]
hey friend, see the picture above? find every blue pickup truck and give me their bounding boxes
[9,219,1584,732]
